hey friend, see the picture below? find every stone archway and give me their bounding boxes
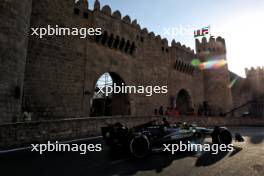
[176,89,192,115]
[90,72,130,116]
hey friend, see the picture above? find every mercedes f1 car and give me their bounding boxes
[101,119,244,158]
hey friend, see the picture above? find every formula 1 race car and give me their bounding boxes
[101,119,244,158]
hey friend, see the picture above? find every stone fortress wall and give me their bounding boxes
[195,37,233,115]
[0,0,33,123]
[0,0,263,124]
[231,67,264,117]
[22,0,203,121]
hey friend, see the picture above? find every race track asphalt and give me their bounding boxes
[0,127,263,176]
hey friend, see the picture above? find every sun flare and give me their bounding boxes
[215,11,264,77]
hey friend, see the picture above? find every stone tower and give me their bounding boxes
[245,67,264,96]
[0,0,32,123]
[245,67,264,117]
[196,36,233,115]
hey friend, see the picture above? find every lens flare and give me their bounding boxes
[228,76,239,88]
[191,59,201,66]
[204,50,211,55]
[198,59,227,70]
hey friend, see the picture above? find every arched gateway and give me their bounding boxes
[90,72,130,116]
[176,89,192,115]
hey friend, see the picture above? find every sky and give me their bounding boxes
[87,0,264,77]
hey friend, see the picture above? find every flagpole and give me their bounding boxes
[208,25,211,38]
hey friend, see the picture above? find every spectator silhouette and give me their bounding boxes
[159,106,164,115]
[154,108,158,115]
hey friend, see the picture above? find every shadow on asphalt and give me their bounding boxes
[86,144,243,175]
[1,144,229,176]
[90,150,192,175]
[229,146,243,157]
[0,139,246,176]
[250,136,264,144]
[195,146,242,167]
[230,126,264,145]
[195,150,229,167]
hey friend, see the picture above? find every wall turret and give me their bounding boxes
[76,0,88,10]
[245,66,264,95]
[94,0,100,11]
[244,66,264,117]
[196,36,226,61]
[245,66,264,78]
[196,36,232,115]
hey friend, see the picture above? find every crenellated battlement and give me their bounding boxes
[245,66,264,78]
[196,36,226,55]
[244,66,264,97]
[74,0,89,10]
[75,0,224,58]
[171,39,195,55]
[74,0,138,28]
[74,0,204,53]
[0,0,241,122]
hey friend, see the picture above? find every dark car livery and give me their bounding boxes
[101,119,243,158]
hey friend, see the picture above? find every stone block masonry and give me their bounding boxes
[0,0,32,123]
[0,0,263,126]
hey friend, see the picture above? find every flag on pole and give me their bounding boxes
[194,26,210,38]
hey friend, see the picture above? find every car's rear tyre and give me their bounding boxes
[130,134,150,158]
[212,127,232,145]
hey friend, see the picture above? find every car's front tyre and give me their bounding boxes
[212,127,232,145]
[129,134,150,158]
